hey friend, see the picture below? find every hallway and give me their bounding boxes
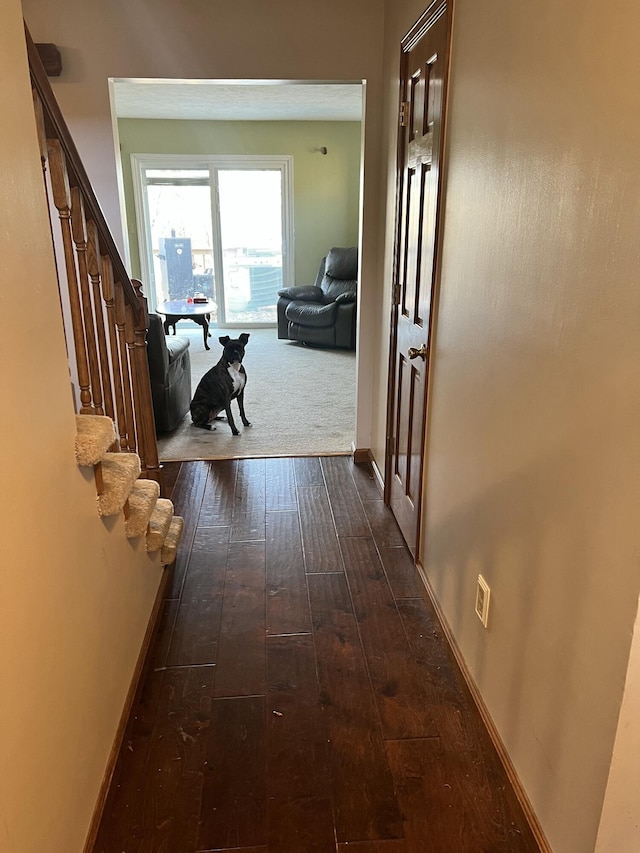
[95,456,540,852]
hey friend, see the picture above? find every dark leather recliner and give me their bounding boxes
[277,246,358,349]
[146,312,192,433]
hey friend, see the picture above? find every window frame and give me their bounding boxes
[131,152,294,324]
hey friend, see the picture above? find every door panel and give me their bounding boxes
[387,3,451,556]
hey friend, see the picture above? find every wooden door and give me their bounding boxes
[386,2,452,556]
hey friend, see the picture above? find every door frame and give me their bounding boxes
[384,0,454,558]
[130,152,294,320]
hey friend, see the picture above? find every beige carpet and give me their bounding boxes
[156,325,356,460]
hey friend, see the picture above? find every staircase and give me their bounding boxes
[28,26,161,483]
[75,414,183,564]
[24,26,184,561]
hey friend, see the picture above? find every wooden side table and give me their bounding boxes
[156,299,217,350]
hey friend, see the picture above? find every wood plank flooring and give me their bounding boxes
[95,457,541,853]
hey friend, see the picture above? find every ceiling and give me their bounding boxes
[111,79,364,122]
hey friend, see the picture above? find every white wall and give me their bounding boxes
[0,3,165,849]
[376,1,640,852]
[21,0,386,450]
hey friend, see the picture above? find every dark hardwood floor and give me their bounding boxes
[95,457,540,853]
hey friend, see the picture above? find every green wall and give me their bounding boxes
[118,118,362,285]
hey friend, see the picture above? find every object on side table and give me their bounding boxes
[277,246,358,349]
[146,312,192,434]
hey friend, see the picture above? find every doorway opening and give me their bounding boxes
[109,78,364,461]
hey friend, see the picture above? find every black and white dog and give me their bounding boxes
[190,334,251,435]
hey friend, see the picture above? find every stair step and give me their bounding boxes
[146,498,174,552]
[75,414,116,466]
[161,516,184,565]
[97,453,142,517]
[124,479,161,539]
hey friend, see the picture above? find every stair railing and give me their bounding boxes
[26,26,160,481]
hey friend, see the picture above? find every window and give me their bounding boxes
[131,154,293,326]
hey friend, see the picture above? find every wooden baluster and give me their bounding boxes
[33,88,68,331]
[125,300,145,472]
[70,186,104,415]
[101,258,126,450]
[32,89,48,184]
[131,279,160,481]
[115,279,137,454]
[86,219,115,423]
[47,139,93,413]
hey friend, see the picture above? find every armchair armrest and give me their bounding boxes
[165,335,190,363]
[334,291,356,304]
[278,285,323,301]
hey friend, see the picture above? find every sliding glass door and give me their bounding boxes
[132,155,293,326]
[217,169,284,324]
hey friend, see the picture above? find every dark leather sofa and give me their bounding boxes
[277,246,358,349]
[146,312,192,433]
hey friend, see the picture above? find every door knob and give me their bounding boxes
[408,343,428,360]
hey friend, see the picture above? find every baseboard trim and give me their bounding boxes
[370,454,385,496]
[83,566,171,853]
[352,447,385,497]
[415,560,553,853]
